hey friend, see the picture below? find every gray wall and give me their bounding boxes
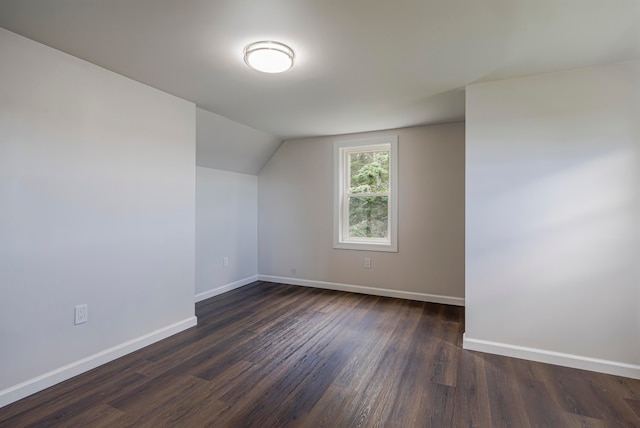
[258,123,465,302]
[465,61,640,377]
[196,167,258,300]
[0,28,196,404]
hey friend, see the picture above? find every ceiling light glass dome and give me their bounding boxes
[244,41,294,73]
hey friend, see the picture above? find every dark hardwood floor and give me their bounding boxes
[2,281,639,427]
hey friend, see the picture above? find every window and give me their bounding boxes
[334,136,398,252]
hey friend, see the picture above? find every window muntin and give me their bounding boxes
[334,136,398,252]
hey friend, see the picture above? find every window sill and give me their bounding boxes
[333,241,398,253]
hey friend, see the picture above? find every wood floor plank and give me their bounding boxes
[1,281,639,427]
[601,373,640,400]
[109,375,209,426]
[561,412,610,428]
[517,377,568,427]
[0,371,148,427]
[540,363,640,426]
[483,354,532,428]
[381,303,448,426]
[425,383,457,427]
[339,299,425,427]
[218,293,378,427]
[624,398,640,418]
[54,404,125,428]
[299,297,404,426]
[0,356,150,422]
[451,350,492,428]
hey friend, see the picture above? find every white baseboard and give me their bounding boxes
[463,334,640,380]
[0,316,197,408]
[195,275,258,303]
[258,275,464,306]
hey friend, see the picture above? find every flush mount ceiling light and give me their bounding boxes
[244,41,294,73]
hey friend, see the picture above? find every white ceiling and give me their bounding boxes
[0,0,639,141]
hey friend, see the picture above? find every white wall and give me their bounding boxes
[0,28,196,406]
[196,167,258,301]
[258,123,465,304]
[465,61,640,378]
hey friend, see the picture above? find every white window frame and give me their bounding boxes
[333,136,398,252]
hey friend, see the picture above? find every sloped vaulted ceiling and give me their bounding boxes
[1,0,639,173]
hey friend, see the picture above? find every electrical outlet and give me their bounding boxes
[75,304,88,325]
[364,257,371,268]
[223,256,229,268]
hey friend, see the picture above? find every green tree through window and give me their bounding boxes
[348,151,389,238]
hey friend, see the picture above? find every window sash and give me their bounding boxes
[341,145,391,243]
[344,195,389,242]
[334,136,398,252]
